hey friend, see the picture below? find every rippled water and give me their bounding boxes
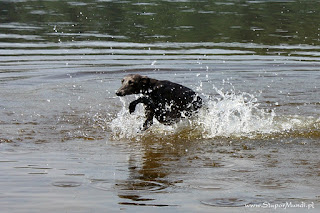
[1,0,320,212]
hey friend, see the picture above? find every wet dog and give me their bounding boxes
[116,74,203,130]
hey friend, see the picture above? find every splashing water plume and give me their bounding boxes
[110,84,277,140]
[109,81,320,141]
[197,87,276,139]
[109,97,145,140]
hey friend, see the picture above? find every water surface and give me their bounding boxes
[0,0,319,212]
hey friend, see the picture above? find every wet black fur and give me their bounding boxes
[116,74,203,130]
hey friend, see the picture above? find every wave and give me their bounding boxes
[109,87,320,141]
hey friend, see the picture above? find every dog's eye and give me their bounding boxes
[128,80,133,85]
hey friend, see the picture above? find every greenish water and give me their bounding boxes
[1,0,320,45]
[0,0,319,212]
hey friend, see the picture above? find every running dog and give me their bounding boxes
[116,74,203,130]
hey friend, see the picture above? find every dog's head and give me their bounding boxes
[116,74,150,96]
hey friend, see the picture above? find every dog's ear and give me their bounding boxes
[140,76,150,86]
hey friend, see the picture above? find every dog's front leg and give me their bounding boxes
[142,109,154,131]
[129,97,155,131]
[129,99,140,114]
[129,97,154,114]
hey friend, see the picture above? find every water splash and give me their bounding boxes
[196,88,276,138]
[109,86,319,141]
[109,97,146,140]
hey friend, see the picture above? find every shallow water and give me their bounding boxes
[1,0,320,212]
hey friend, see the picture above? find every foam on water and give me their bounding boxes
[109,85,319,141]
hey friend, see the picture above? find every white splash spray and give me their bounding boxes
[109,97,144,140]
[195,87,276,138]
[109,85,280,140]
[109,81,319,141]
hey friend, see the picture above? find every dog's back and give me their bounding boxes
[148,80,203,124]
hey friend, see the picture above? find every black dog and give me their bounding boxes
[116,74,203,130]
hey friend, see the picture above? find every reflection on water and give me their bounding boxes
[1,0,320,212]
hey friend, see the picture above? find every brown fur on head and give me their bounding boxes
[116,74,150,96]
